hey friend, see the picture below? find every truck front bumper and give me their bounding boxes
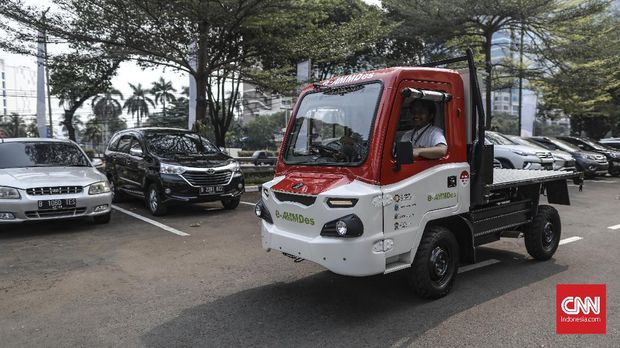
[261,221,385,277]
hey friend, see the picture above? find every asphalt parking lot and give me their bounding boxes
[1,178,619,347]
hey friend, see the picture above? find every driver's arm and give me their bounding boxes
[413,144,447,159]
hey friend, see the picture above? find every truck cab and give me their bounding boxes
[256,52,579,299]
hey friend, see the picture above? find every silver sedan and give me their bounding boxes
[0,138,113,225]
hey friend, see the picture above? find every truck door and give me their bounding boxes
[380,78,470,263]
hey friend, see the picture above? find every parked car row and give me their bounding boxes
[1,128,246,227]
[485,131,620,178]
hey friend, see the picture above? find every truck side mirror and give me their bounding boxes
[395,141,414,170]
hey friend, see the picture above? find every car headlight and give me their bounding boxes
[160,163,186,175]
[586,155,597,160]
[0,186,21,199]
[232,160,241,173]
[89,181,111,195]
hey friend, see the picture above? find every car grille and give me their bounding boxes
[536,152,553,159]
[565,160,575,167]
[181,170,232,186]
[25,207,87,219]
[26,186,83,196]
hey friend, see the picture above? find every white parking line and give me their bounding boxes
[112,205,190,236]
[458,259,500,274]
[588,180,617,184]
[240,201,256,206]
[559,236,582,245]
[608,224,620,230]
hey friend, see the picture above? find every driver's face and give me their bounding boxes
[410,104,432,128]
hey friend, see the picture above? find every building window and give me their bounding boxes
[503,105,509,110]
[494,105,498,110]
[503,96,509,101]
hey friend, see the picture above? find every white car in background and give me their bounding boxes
[504,134,576,171]
[486,131,553,170]
[0,138,112,225]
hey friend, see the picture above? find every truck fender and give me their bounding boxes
[425,215,476,264]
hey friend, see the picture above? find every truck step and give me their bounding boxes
[384,261,411,274]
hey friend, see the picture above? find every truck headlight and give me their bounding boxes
[160,163,186,175]
[321,214,363,238]
[0,187,20,199]
[88,181,111,195]
[512,150,535,156]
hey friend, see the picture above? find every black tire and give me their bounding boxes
[609,169,620,177]
[221,196,241,210]
[524,205,561,260]
[108,176,125,203]
[498,159,514,169]
[146,184,167,216]
[93,212,111,224]
[409,225,459,299]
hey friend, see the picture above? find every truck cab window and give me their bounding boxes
[395,99,447,160]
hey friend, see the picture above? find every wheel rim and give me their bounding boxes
[149,189,158,212]
[542,221,554,249]
[429,246,450,284]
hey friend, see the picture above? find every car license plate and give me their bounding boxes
[38,199,77,210]
[200,186,224,194]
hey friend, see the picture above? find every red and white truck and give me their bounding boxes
[255,50,580,299]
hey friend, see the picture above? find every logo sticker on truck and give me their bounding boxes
[275,210,315,225]
[427,192,457,202]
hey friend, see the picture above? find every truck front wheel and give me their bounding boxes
[524,205,561,260]
[409,225,459,299]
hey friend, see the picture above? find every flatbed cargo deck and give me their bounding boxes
[490,169,580,190]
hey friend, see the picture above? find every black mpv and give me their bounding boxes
[105,128,244,215]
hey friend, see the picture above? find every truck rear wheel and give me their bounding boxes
[409,225,459,299]
[524,205,561,260]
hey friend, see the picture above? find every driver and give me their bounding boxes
[400,99,447,159]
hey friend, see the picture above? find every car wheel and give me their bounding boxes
[524,205,561,261]
[609,169,620,177]
[109,177,125,203]
[221,196,241,210]
[93,212,111,224]
[146,184,167,216]
[408,225,459,299]
[498,159,514,169]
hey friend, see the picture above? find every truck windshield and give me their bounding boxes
[145,132,219,157]
[283,82,382,166]
[0,142,90,169]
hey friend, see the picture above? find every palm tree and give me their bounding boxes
[151,78,176,118]
[123,83,155,127]
[0,113,27,137]
[83,119,103,149]
[92,88,124,143]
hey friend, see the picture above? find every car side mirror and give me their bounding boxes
[395,141,414,170]
[130,147,143,157]
[91,158,103,167]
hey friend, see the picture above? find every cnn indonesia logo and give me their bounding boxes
[556,284,606,334]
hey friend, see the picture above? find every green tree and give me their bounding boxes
[82,118,103,148]
[92,87,124,142]
[0,113,27,137]
[243,112,287,150]
[123,83,155,127]
[49,52,121,141]
[151,78,176,119]
[536,10,620,139]
[382,0,609,124]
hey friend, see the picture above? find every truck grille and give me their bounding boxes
[25,207,87,219]
[27,186,83,196]
[182,171,232,186]
[273,191,317,206]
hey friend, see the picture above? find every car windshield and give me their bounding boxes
[283,82,382,165]
[581,138,608,151]
[0,142,90,169]
[486,132,516,145]
[144,132,219,157]
[549,138,581,152]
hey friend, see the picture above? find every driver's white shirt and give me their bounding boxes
[401,125,446,148]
